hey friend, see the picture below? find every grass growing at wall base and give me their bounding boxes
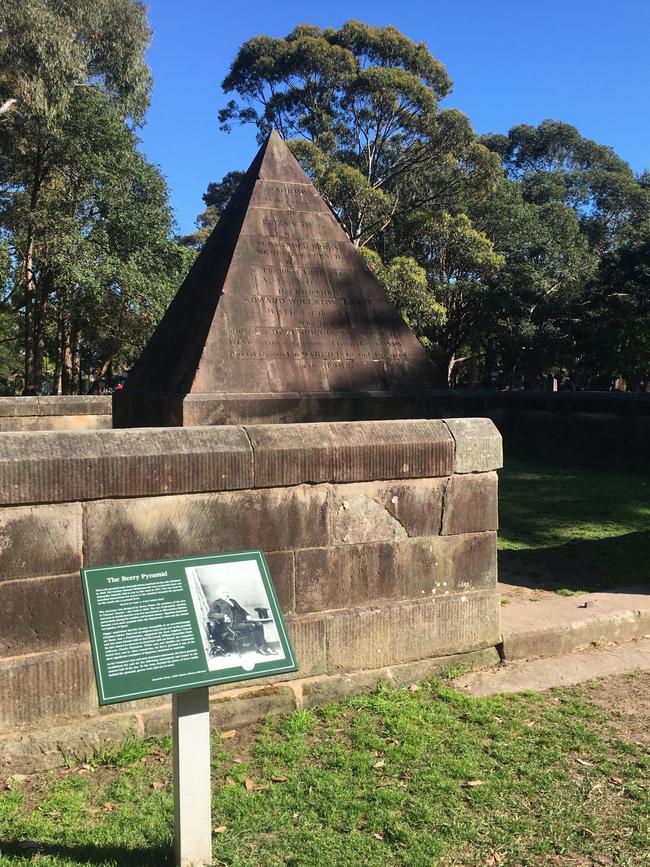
[0,678,648,866]
[498,457,650,591]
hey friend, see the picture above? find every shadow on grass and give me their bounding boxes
[0,840,172,866]
[499,530,650,593]
[499,460,650,549]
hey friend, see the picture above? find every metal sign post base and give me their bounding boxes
[173,687,212,866]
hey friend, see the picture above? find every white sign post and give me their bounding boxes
[173,687,212,867]
[81,550,298,865]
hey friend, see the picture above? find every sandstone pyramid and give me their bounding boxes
[114,130,442,426]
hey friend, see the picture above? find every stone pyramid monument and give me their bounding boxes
[114,130,443,427]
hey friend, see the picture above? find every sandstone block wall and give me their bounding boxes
[0,418,502,774]
[4,390,646,469]
[461,390,650,469]
[0,396,111,432]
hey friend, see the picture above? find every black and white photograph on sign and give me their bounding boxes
[186,560,284,672]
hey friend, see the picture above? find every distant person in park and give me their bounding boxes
[207,588,276,656]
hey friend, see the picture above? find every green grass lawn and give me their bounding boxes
[498,458,650,592]
[1,679,648,866]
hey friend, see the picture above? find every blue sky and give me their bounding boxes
[139,0,650,236]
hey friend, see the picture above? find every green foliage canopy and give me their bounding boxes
[218,21,499,246]
[0,0,188,392]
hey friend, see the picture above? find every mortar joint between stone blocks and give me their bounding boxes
[440,419,458,470]
[438,476,452,536]
[240,424,256,487]
[288,681,304,710]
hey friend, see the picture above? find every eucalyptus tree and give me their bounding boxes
[0,0,152,388]
[216,20,499,247]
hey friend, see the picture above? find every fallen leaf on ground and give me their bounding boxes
[609,776,624,784]
[226,777,236,786]
[373,759,385,769]
[409,684,420,692]
[372,833,384,841]
[271,775,288,783]
[465,780,485,787]
[232,758,243,764]
[220,730,237,740]
[214,826,227,834]
[150,781,165,791]
[576,758,593,767]
[244,778,255,791]
[102,802,117,812]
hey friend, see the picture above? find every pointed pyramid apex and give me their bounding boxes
[117,125,442,425]
[253,128,312,184]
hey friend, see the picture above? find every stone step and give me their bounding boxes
[499,587,650,662]
[454,636,650,696]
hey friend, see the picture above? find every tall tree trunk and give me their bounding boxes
[53,312,62,395]
[23,153,45,391]
[23,236,37,390]
[61,301,75,394]
[92,359,111,394]
[72,328,82,394]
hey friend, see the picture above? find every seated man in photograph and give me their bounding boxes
[207,588,276,656]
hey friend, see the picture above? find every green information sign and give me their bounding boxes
[81,550,298,705]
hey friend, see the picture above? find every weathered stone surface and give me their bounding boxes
[171,390,462,427]
[441,472,498,535]
[206,614,328,693]
[0,397,36,418]
[119,130,441,427]
[283,616,328,679]
[325,590,500,672]
[444,418,503,474]
[0,427,253,505]
[0,646,96,728]
[36,396,112,417]
[0,504,82,580]
[210,685,296,729]
[302,647,500,707]
[329,478,447,541]
[302,670,391,706]
[328,486,408,545]
[141,686,297,737]
[247,419,454,487]
[0,574,87,655]
[0,395,110,419]
[386,647,501,685]
[263,551,295,613]
[0,414,111,432]
[294,533,497,613]
[0,715,140,775]
[84,485,326,565]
